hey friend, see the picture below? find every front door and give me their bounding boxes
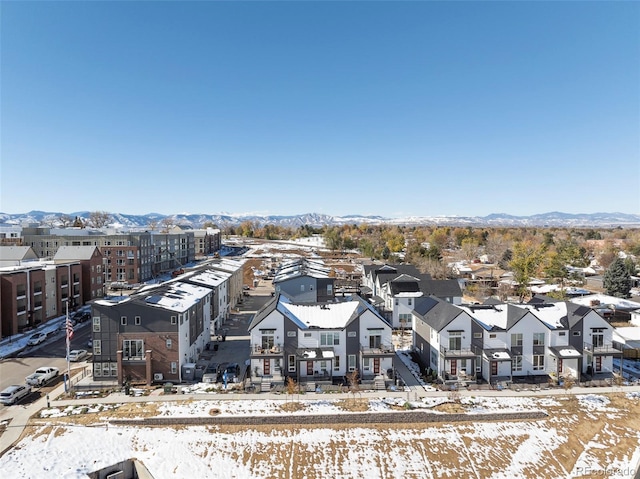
[450,360,457,376]
[491,361,498,376]
[307,361,314,376]
[373,358,380,375]
[263,358,270,376]
[595,356,602,373]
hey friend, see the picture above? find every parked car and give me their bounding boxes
[68,349,88,362]
[27,332,47,346]
[0,384,31,405]
[25,367,59,387]
[72,311,91,323]
[202,362,220,384]
[223,363,241,383]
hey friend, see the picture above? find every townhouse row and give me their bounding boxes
[412,296,622,385]
[90,259,244,385]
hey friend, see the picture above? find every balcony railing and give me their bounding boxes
[251,344,283,355]
[360,343,395,355]
[439,345,478,357]
[583,342,622,355]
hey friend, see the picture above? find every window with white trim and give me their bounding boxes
[93,339,102,355]
[533,333,545,346]
[135,316,141,325]
[511,333,523,347]
[121,316,127,326]
[512,355,522,371]
[334,356,340,371]
[320,332,339,346]
[533,354,545,371]
[92,317,101,332]
[170,362,177,374]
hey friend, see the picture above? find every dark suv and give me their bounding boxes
[72,311,91,323]
[222,363,241,383]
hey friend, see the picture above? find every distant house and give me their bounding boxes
[273,258,335,303]
[248,294,393,389]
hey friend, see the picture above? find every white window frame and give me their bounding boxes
[533,354,545,371]
[533,333,545,346]
[512,355,522,371]
[93,339,102,355]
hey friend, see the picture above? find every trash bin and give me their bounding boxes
[163,382,174,394]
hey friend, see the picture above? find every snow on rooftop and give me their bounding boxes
[461,305,509,330]
[558,348,582,358]
[571,294,640,310]
[280,301,359,329]
[517,302,566,329]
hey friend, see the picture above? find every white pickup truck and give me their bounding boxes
[25,367,59,387]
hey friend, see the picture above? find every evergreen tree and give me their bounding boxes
[603,258,631,298]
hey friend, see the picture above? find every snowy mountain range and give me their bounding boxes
[1,211,639,228]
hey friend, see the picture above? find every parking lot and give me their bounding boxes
[196,280,275,385]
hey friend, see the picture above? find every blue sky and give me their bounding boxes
[2,1,639,218]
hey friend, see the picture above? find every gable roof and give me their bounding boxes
[389,274,421,294]
[54,245,100,261]
[249,294,387,331]
[273,258,331,283]
[0,245,39,262]
[418,279,462,298]
[413,296,463,332]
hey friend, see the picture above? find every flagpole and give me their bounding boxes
[65,300,71,393]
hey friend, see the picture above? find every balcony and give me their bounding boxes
[583,342,622,355]
[251,344,284,357]
[439,345,478,358]
[360,343,395,356]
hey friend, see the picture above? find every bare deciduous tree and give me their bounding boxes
[160,217,175,233]
[58,214,73,227]
[89,211,111,228]
[346,369,361,404]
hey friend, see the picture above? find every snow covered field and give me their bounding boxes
[2,393,639,479]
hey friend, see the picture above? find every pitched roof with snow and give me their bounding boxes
[250,294,386,331]
[53,245,100,261]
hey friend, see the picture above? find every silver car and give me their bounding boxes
[0,384,31,405]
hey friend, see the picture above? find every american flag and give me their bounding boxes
[66,316,74,340]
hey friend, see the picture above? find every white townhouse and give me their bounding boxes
[248,294,394,389]
[413,297,621,386]
[363,264,462,329]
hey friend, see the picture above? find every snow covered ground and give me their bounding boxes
[2,393,639,479]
